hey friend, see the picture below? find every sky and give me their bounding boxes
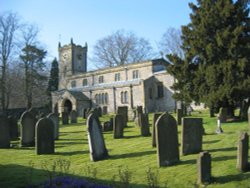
[1,0,196,69]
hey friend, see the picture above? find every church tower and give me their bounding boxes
[58,39,87,89]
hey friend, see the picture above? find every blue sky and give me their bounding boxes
[1,0,196,68]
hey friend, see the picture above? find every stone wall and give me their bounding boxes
[144,72,175,113]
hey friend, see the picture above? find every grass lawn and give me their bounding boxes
[0,111,250,187]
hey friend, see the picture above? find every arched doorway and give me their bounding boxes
[64,99,72,113]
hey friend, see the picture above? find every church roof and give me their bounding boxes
[68,90,89,101]
[52,89,89,101]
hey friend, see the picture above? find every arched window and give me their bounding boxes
[115,73,121,81]
[157,82,164,98]
[101,93,105,104]
[98,94,102,104]
[121,91,128,104]
[95,94,99,104]
[99,76,104,83]
[132,70,139,79]
[105,93,108,104]
[82,79,88,86]
[71,80,76,88]
[121,92,124,104]
[124,91,128,103]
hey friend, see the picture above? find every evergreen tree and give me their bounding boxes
[20,44,47,109]
[169,0,250,118]
[46,58,59,111]
[47,58,59,93]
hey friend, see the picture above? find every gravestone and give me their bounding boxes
[47,113,59,140]
[197,151,211,184]
[87,113,108,161]
[97,107,102,117]
[79,107,84,117]
[219,107,227,123]
[152,113,162,147]
[136,106,143,116]
[215,114,223,134]
[117,106,128,126]
[102,121,113,132]
[8,116,18,140]
[236,132,249,172]
[181,118,203,155]
[139,113,151,137]
[155,112,179,167]
[83,108,88,119]
[0,116,10,148]
[35,117,55,155]
[62,112,69,124]
[113,114,124,138]
[70,110,77,123]
[248,106,250,131]
[187,106,192,116]
[20,111,37,147]
[102,106,108,115]
[177,109,183,125]
[134,106,143,126]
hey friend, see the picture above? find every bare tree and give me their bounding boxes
[159,27,184,59]
[20,24,39,46]
[0,12,20,111]
[93,30,153,68]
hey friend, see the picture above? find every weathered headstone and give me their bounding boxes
[47,113,59,140]
[181,118,203,155]
[236,132,249,172]
[219,107,227,123]
[102,121,113,132]
[134,106,143,126]
[20,111,37,147]
[152,113,162,147]
[102,106,108,115]
[155,112,179,167]
[135,106,143,118]
[117,106,128,126]
[197,151,211,184]
[79,108,83,118]
[62,112,69,125]
[187,106,192,116]
[248,106,250,131]
[35,117,55,155]
[70,110,77,123]
[97,107,102,117]
[87,113,108,161]
[0,116,10,148]
[177,109,183,125]
[215,114,223,134]
[139,113,151,137]
[8,116,18,140]
[83,108,88,119]
[113,114,124,138]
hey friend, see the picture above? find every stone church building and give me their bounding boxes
[51,40,176,116]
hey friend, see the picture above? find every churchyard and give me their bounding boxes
[0,110,250,187]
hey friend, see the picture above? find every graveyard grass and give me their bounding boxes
[0,111,250,188]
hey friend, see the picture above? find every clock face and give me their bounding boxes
[62,53,68,60]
